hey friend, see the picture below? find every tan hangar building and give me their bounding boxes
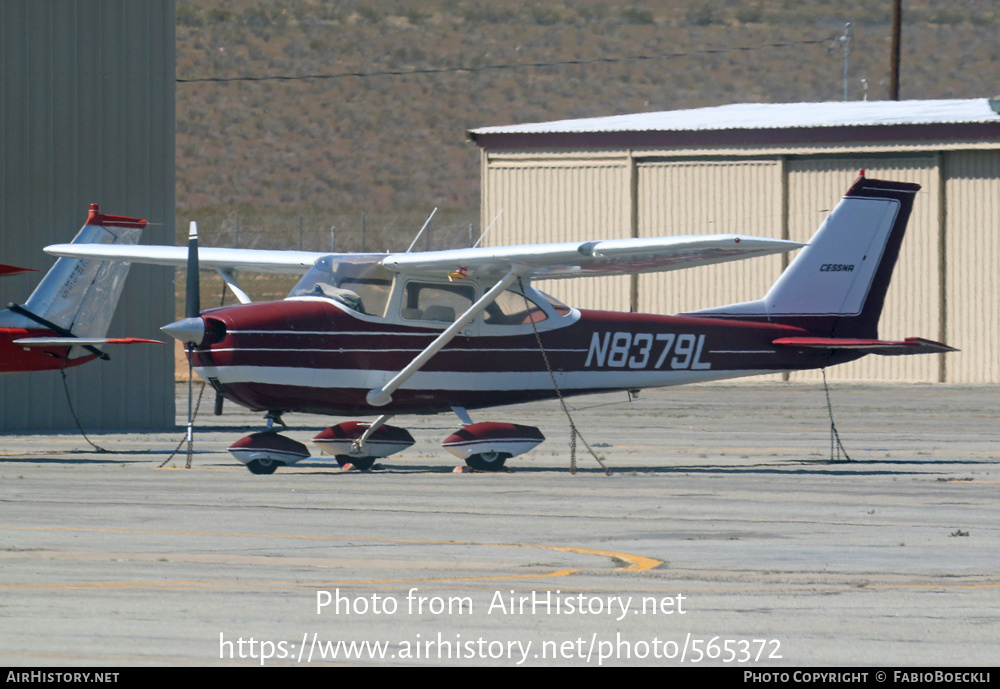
[469,99,1000,383]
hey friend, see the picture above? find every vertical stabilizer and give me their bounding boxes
[22,205,147,339]
[693,174,920,338]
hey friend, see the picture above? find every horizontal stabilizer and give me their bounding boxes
[773,336,957,356]
[13,337,164,347]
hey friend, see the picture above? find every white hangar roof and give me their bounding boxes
[471,99,1000,135]
[468,98,1000,149]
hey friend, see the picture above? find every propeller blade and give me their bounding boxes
[186,346,195,468]
[184,221,201,468]
[163,220,207,346]
[185,221,200,321]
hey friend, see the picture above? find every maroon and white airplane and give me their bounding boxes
[0,205,160,375]
[47,175,954,473]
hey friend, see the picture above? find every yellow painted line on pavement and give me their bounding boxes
[0,525,661,590]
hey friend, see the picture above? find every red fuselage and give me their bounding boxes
[189,298,855,417]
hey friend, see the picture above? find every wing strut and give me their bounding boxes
[366,265,526,407]
[216,268,252,304]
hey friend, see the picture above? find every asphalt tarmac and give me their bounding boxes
[1,381,997,667]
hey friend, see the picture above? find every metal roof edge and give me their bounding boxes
[471,121,1000,151]
[468,99,1000,149]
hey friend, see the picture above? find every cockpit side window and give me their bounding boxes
[336,268,393,317]
[401,281,475,323]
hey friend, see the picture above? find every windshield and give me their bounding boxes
[483,289,548,325]
[536,289,572,316]
[289,256,393,316]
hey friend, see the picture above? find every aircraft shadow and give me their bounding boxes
[274,459,966,478]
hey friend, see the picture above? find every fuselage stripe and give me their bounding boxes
[196,364,771,392]
[206,347,587,354]
[228,330,446,337]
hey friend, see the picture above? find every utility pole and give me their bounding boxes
[841,23,851,101]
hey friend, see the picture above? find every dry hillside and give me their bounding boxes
[176,0,1000,258]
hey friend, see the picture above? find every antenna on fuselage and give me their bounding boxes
[472,209,504,249]
[406,208,438,253]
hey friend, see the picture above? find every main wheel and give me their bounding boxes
[335,455,377,471]
[246,458,280,475]
[465,451,511,472]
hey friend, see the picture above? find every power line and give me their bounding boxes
[176,35,836,84]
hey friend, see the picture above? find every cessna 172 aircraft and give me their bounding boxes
[47,174,954,473]
[0,205,160,374]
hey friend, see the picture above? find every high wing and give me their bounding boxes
[384,235,804,280]
[42,243,362,274]
[43,243,387,304]
[48,235,802,282]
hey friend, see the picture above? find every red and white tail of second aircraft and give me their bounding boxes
[47,174,955,473]
[0,205,161,374]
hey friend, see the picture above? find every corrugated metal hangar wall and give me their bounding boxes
[0,1,175,430]
[476,119,1000,384]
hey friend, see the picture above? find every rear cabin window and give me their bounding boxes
[401,282,475,323]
